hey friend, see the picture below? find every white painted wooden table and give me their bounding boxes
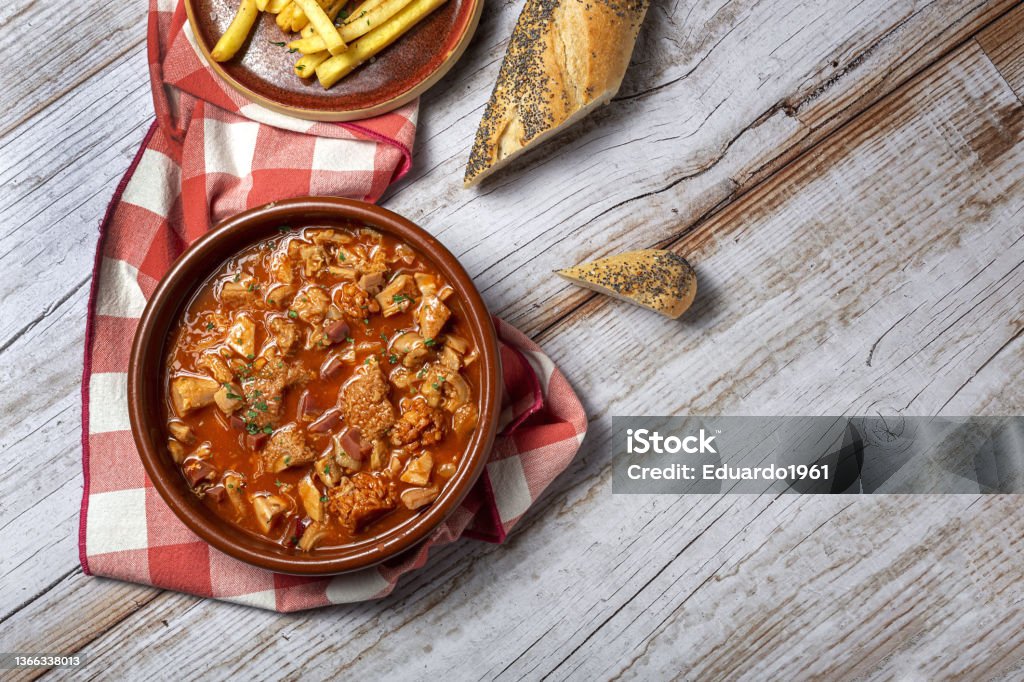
[2,1,1024,679]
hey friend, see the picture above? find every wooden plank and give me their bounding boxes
[0,571,160,682]
[0,284,88,614]
[0,50,153,613]
[0,0,148,137]
[786,1,1019,130]
[726,0,1022,193]
[554,496,1024,680]
[17,13,1024,680]
[979,3,1024,99]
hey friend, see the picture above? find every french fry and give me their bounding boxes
[288,36,327,54]
[290,8,310,31]
[290,34,327,52]
[276,2,295,29]
[211,0,261,62]
[340,0,410,41]
[255,0,270,10]
[299,0,345,38]
[325,0,347,20]
[294,51,330,77]
[291,0,335,35]
[266,0,290,12]
[316,0,446,88]
[290,0,407,52]
[342,0,385,21]
[292,0,347,54]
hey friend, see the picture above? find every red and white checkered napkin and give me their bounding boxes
[79,0,587,611]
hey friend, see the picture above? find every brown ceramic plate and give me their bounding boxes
[128,197,501,575]
[184,0,482,120]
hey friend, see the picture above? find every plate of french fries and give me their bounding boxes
[185,0,481,119]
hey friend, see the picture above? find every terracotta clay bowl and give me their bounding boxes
[184,0,483,120]
[128,197,501,575]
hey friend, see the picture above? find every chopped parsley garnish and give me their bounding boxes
[320,496,328,503]
[206,322,214,330]
[262,425,273,434]
[269,40,286,47]
[363,318,369,325]
[296,65,305,71]
[389,354,398,364]
[284,456,291,465]
[232,274,240,283]
[392,294,409,303]
[288,310,298,319]
[346,336,354,343]
[323,465,331,474]
[275,479,284,487]
[424,338,436,347]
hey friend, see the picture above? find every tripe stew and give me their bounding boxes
[163,224,480,551]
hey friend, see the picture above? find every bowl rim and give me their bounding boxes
[182,0,484,122]
[128,197,501,575]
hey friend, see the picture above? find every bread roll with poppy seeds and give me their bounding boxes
[463,0,649,187]
[557,250,697,318]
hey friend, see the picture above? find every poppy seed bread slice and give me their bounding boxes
[557,249,697,318]
[463,0,649,187]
